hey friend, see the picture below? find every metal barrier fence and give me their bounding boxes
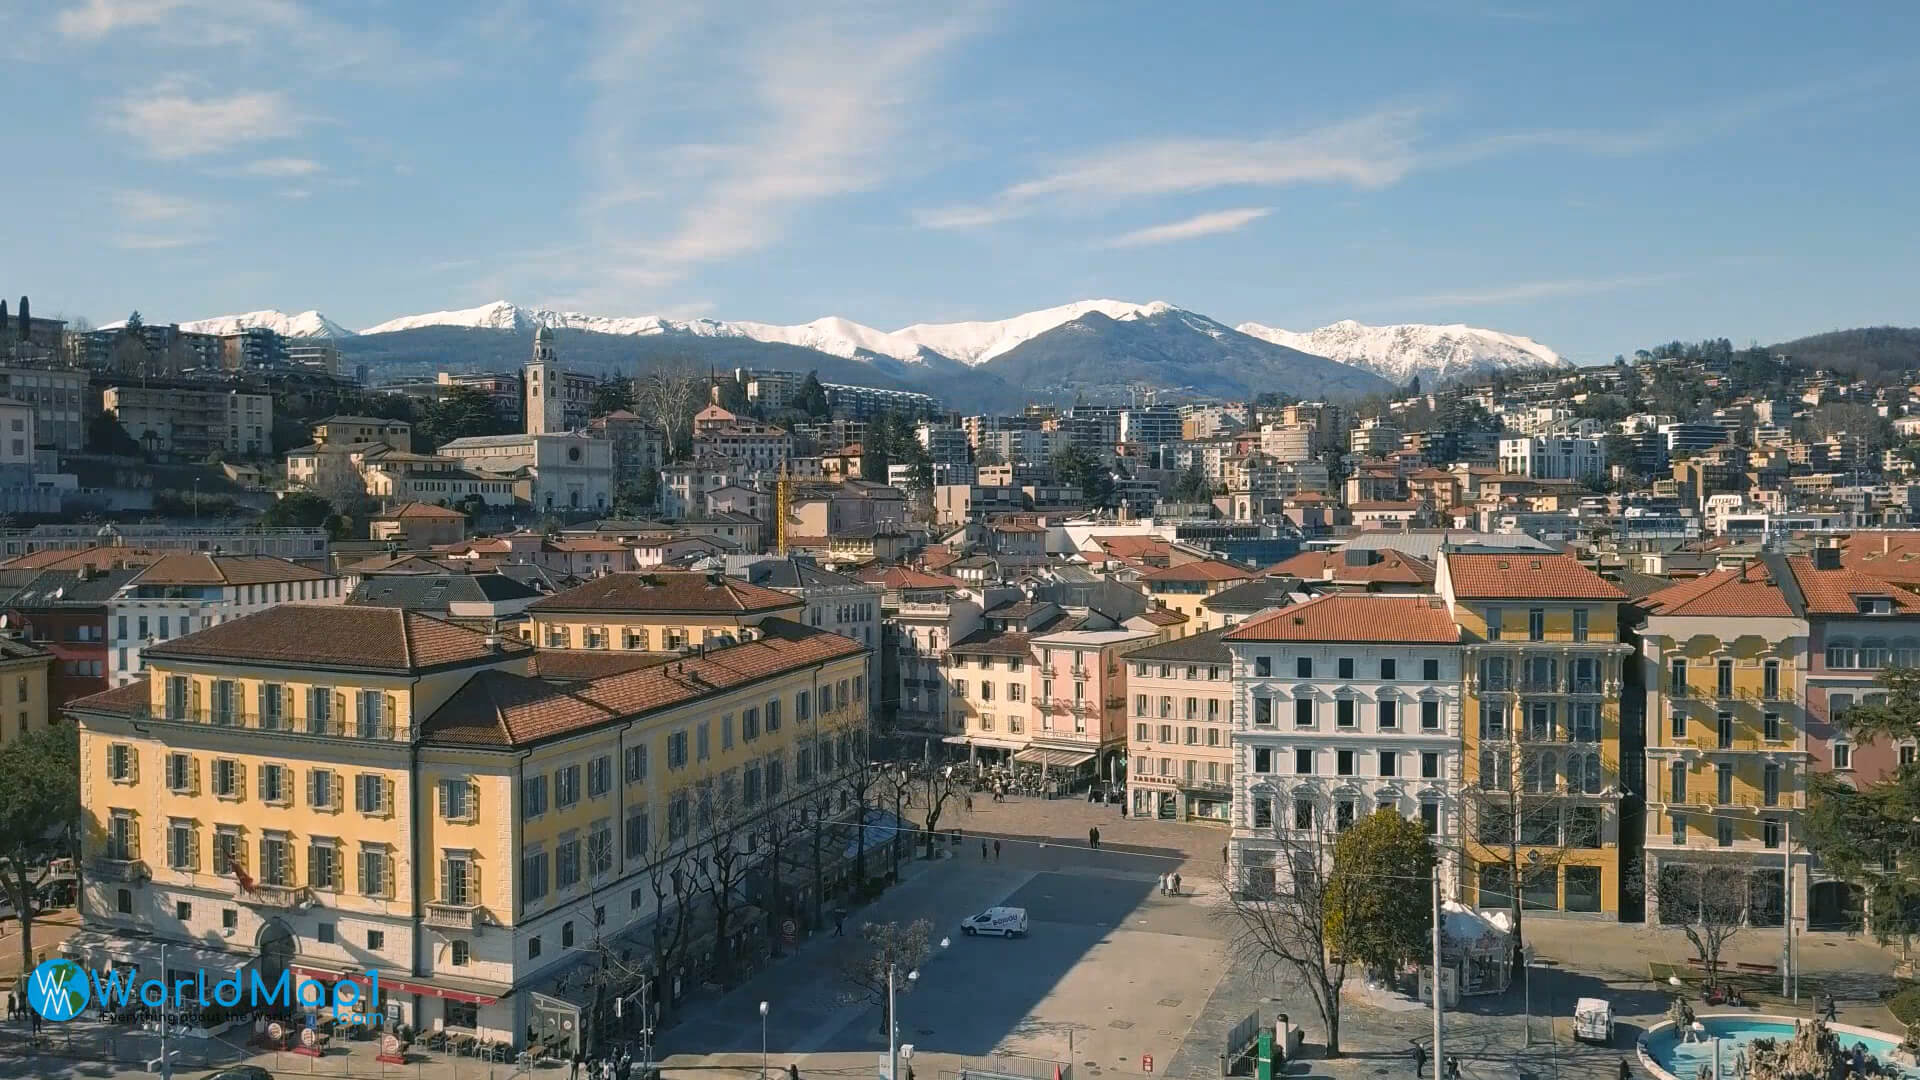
[1219,1009,1261,1076]
[0,1027,548,1080]
[936,1051,1073,1080]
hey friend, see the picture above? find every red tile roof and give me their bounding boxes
[66,676,151,716]
[528,572,801,615]
[142,606,532,673]
[420,622,865,748]
[1225,593,1459,644]
[1443,552,1625,601]
[1,547,167,571]
[128,553,334,587]
[1836,532,1920,586]
[1786,556,1920,616]
[1643,563,1794,617]
[1139,559,1254,584]
[1263,548,1435,586]
[859,566,963,589]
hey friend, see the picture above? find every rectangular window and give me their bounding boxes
[1671,813,1687,846]
[1834,742,1852,770]
[1253,697,1273,725]
[1763,763,1780,806]
[355,773,388,815]
[1572,609,1589,643]
[1763,818,1783,849]
[625,808,650,859]
[1252,797,1273,828]
[1378,751,1396,777]
[1296,657,1312,678]
[308,768,337,811]
[524,775,548,817]
[1294,747,1312,774]
[1254,656,1271,677]
[260,763,288,804]
[556,765,580,808]
[1422,699,1441,730]
[308,841,338,890]
[1422,751,1439,779]
[1337,657,1354,679]
[1336,699,1355,728]
[696,722,711,761]
[1294,699,1313,727]
[166,751,193,793]
[1336,749,1355,776]
[587,756,612,799]
[1669,659,1687,697]
[1379,658,1396,680]
[1423,658,1439,681]
[1528,608,1545,641]
[211,758,239,798]
[1670,707,1686,740]
[360,846,389,898]
[626,745,649,783]
[1716,762,1733,804]
[259,834,291,886]
[1486,607,1502,640]
[1716,817,1735,847]
[766,697,781,731]
[167,820,196,871]
[555,838,581,890]
[1764,711,1781,741]
[1377,700,1397,729]
[212,828,240,876]
[440,777,475,821]
[1254,747,1273,774]
[1335,799,1356,831]
[107,742,134,781]
[1717,711,1734,750]
[1763,659,1781,700]
[668,731,688,769]
[1716,658,1734,698]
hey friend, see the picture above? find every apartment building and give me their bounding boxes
[313,415,414,448]
[107,553,347,685]
[1498,435,1606,482]
[1224,594,1462,892]
[67,606,870,1047]
[523,571,802,652]
[0,635,54,745]
[1439,551,1630,917]
[871,569,985,745]
[102,383,273,459]
[1126,629,1235,823]
[1640,558,1810,930]
[1027,627,1153,787]
[0,364,85,451]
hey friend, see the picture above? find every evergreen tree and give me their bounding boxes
[0,299,9,338]
[16,297,26,341]
[1406,375,1421,396]
[794,372,830,418]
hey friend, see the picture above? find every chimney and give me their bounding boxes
[1813,545,1842,571]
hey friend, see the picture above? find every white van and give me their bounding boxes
[960,906,1028,938]
[1572,997,1613,1044]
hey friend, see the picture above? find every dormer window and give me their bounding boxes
[1857,595,1895,615]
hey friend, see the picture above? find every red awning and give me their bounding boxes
[288,965,500,1006]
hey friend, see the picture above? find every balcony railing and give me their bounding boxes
[241,883,311,910]
[88,856,148,882]
[424,900,482,931]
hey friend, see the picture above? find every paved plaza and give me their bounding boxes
[0,793,1910,1080]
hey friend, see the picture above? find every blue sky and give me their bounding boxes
[3,1,1917,362]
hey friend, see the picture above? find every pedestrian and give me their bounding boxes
[1618,1059,1632,1080]
[1172,872,1181,895]
[1089,826,1100,850]
[1413,1043,1427,1077]
[790,1066,801,1080]
[1824,994,1839,1021]
[981,840,988,860]
[1446,1056,1461,1079]
[834,909,846,937]
[993,839,1002,859]
[1159,872,1169,895]
[965,794,973,812]
[571,1049,585,1080]
[1221,844,1228,864]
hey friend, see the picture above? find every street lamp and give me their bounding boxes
[759,1000,770,1080]
[887,937,949,1080]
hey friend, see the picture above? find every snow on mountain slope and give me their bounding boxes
[166,310,352,338]
[1236,319,1568,384]
[356,298,1176,366]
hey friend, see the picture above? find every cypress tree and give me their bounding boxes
[0,300,9,338]
[16,297,26,341]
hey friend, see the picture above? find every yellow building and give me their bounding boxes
[1136,560,1255,630]
[523,571,802,651]
[1438,551,1630,917]
[68,604,870,1048]
[0,635,53,745]
[1641,557,1815,930]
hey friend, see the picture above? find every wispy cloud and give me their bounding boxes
[1386,271,1689,309]
[243,156,321,177]
[111,188,205,222]
[55,0,454,79]
[1105,207,1272,249]
[109,85,294,158]
[108,187,213,249]
[570,1,994,300]
[922,108,1422,230]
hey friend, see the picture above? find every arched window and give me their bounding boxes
[1894,638,1920,667]
[1827,637,1858,669]
[1478,748,1499,790]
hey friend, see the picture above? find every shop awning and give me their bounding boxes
[1013,747,1095,769]
[63,930,253,978]
[943,734,1026,751]
[290,963,503,1005]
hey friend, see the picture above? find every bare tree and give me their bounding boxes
[643,799,699,987]
[1219,827,1355,1056]
[692,776,755,984]
[838,741,891,887]
[632,356,704,461]
[833,919,933,1037]
[758,795,812,955]
[892,756,963,861]
[1655,862,1753,985]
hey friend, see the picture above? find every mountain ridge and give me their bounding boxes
[1236,318,1569,384]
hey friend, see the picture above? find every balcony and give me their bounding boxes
[242,883,312,910]
[424,901,482,931]
[88,856,148,882]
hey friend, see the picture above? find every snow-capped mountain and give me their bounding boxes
[178,309,353,338]
[1236,319,1569,385]
[356,298,1176,367]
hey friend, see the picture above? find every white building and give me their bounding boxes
[436,432,614,513]
[108,553,347,685]
[1224,593,1463,893]
[1498,435,1606,482]
[0,398,33,466]
[1258,423,1316,464]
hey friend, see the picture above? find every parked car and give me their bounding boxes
[204,1068,275,1080]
